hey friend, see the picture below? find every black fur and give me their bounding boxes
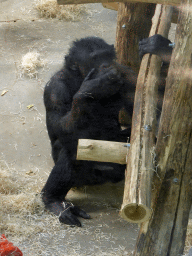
[42,35,172,226]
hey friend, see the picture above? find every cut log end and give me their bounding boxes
[121,203,152,223]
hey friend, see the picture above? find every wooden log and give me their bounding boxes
[102,2,119,11]
[58,0,180,7]
[115,3,155,73]
[134,4,173,248]
[103,4,178,24]
[76,139,130,164]
[134,0,192,254]
[172,6,179,23]
[120,4,173,224]
[116,2,155,126]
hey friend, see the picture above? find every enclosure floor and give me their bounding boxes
[0,1,138,255]
[1,2,188,256]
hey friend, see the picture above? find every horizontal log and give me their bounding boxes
[77,139,130,164]
[58,0,180,7]
[102,3,179,24]
[102,2,119,11]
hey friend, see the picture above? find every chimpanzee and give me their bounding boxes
[42,34,173,227]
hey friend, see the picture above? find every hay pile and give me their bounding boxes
[1,159,191,255]
[20,51,46,78]
[0,160,135,255]
[0,160,47,238]
[35,0,87,21]
[0,160,61,241]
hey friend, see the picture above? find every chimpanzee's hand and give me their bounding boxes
[139,34,172,59]
[83,64,122,83]
[75,65,123,100]
[59,202,90,227]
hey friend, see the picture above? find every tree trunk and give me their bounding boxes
[134,0,192,254]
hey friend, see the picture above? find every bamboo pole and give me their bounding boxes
[120,4,173,224]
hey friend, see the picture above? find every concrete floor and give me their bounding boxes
[0,1,139,255]
[2,2,189,256]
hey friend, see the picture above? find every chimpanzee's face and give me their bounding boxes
[77,51,114,78]
[66,37,116,79]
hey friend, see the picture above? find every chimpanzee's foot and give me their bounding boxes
[43,200,90,227]
[59,202,90,227]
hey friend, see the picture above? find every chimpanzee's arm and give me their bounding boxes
[139,34,173,64]
[44,66,123,134]
[44,73,75,137]
[73,65,123,100]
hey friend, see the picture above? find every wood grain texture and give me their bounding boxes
[58,0,180,7]
[121,4,173,225]
[135,1,192,254]
[77,139,129,164]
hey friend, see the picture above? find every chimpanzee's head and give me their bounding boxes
[65,37,116,78]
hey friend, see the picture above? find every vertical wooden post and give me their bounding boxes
[116,3,156,73]
[134,1,192,255]
[115,2,155,126]
[121,4,173,224]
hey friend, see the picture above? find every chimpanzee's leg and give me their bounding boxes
[51,139,63,164]
[41,147,72,210]
[41,147,90,226]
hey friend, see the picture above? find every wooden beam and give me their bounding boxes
[102,3,179,24]
[134,4,173,252]
[102,2,119,10]
[58,0,180,7]
[116,3,155,127]
[115,3,155,73]
[172,6,179,23]
[76,139,130,164]
[134,0,192,253]
[120,4,173,224]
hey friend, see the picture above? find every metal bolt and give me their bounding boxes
[169,43,175,48]
[122,24,126,29]
[124,143,131,148]
[144,125,152,131]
